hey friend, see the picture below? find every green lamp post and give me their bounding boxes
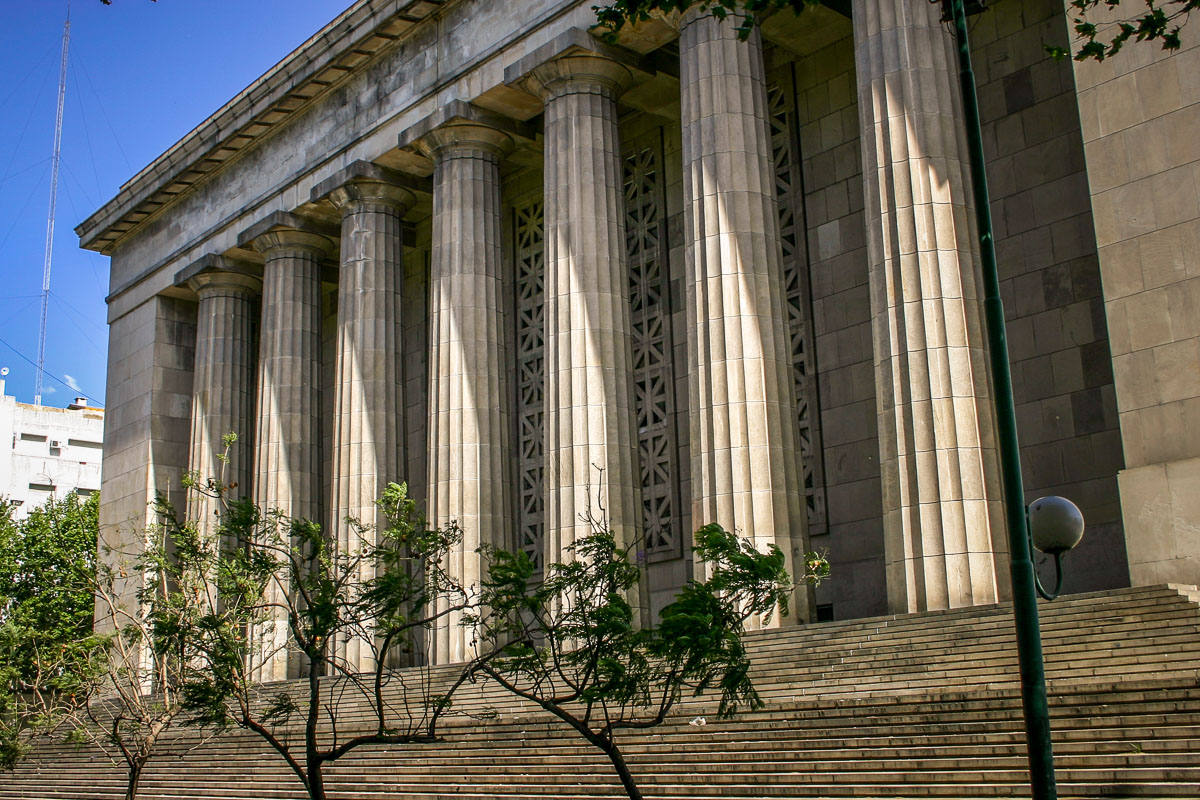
[939,1,1089,798]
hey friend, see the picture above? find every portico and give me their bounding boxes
[81,0,1137,671]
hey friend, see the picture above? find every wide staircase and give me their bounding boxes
[4,584,1200,799]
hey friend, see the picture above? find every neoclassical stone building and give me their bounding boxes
[79,0,1200,673]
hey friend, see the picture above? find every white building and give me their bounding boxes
[0,378,104,518]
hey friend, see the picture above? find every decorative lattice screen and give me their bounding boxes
[624,144,680,559]
[768,76,828,536]
[514,200,546,570]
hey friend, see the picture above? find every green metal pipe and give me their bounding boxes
[944,1,1057,798]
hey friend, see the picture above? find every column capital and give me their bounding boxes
[237,211,336,257]
[398,100,532,163]
[418,122,515,162]
[311,160,426,215]
[187,270,262,298]
[328,180,416,215]
[504,28,650,101]
[174,253,261,292]
[526,54,634,99]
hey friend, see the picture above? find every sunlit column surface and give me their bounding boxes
[422,122,514,665]
[678,10,812,625]
[527,53,647,623]
[186,270,260,543]
[852,0,1007,612]
[327,180,413,674]
[248,227,331,682]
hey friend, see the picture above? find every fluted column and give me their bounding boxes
[249,227,331,682]
[326,180,413,675]
[186,270,260,538]
[853,0,1006,612]
[679,10,811,626]
[420,123,513,665]
[526,54,646,621]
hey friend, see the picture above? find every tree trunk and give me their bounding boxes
[600,743,643,800]
[308,762,326,800]
[125,761,142,800]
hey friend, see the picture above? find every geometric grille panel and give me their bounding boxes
[768,77,828,535]
[623,145,680,559]
[514,200,546,570]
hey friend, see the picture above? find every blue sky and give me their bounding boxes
[0,0,343,407]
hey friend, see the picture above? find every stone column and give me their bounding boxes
[678,10,811,625]
[527,53,646,621]
[852,0,1006,612]
[326,179,413,675]
[186,271,260,540]
[248,226,331,682]
[420,122,514,665]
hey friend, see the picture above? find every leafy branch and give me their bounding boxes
[1050,0,1198,61]
[469,505,830,800]
[183,480,478,800]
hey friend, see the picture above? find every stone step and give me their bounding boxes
[5,586,1200,799]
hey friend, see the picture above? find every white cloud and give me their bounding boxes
[43,385,56,394]
[64,374,82,393]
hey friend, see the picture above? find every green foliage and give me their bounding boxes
[0,493,99,683]
[182,481,471,800]
[0,493,100,770]
[594,0,816,40]
[66,491,231,799]
[0,487,224,800]
[472,516,829,799]
[1048,0,1199,61]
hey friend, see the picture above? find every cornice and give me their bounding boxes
[75,0,452,256]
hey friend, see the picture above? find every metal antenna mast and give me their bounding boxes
[36,5,71,406]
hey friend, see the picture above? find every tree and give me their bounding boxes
[469,513,830,800]
[183,482,476,800]
[0,493,99,685]
[0,489,220,800]
[0,492,99,769]
[67,492,225,800]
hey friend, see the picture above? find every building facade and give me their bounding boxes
[0,379,103,518]
[78,0,1200,672]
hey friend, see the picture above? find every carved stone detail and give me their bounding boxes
[514,200,546,572]
[624,145,679,559]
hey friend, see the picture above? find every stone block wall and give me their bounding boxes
[1072,9,1200,586]
[98,293,196,617]
[972,0,1129,592]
